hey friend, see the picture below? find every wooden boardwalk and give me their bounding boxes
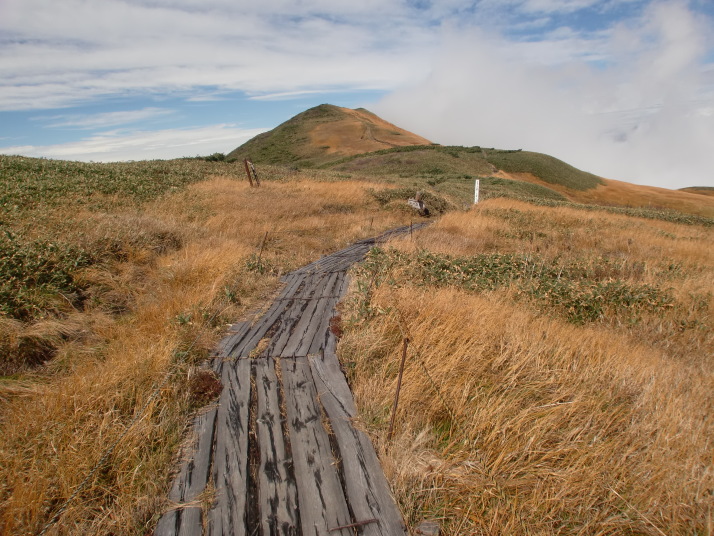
[155,226,423,536]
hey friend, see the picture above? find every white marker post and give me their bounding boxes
[474,179,480,204]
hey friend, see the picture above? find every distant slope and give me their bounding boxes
[494,169,714,218]
[227,104,432,167]
[483,150,602,190]
[680,187,714,197]
[329,145,602,190]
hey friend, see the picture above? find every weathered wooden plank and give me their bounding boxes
[207,359,251,535]
[309,351,357,419]
[153,509,178,536]
[255,357,300,534]
[293,272,330,300]
[273,274,334,356]
[301,297,337,357]
[305,274,345,356]
[321,271,342,298]
[282,357,352,534]
[213,321,251,357]
[169,406,218,503]
[265,298,308,357]
[294,297,332,357]
[281,272,304,294]
[278,296,322,358]
[154,507,203,536]
[232,274,332,359]
[310,356,408,536]
[229,300,288,358]
[228,320,252,334]
[221,275,304,358]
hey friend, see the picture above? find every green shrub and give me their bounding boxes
[356,248,674,324]
[0,231,93,320]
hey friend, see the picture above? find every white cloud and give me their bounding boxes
[35,108,174,129]
[0,125,267,162]
[248,90,349,101]
[0,0,440,111]
[374,1,714,188]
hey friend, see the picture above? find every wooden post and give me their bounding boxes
[387,338,409,442]
[249,160,260,187]
[243,159,254,187]
[474,179,480,204]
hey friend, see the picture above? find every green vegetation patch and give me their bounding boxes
[480,176,567,202]
[325,145,490,174]
[0,155,242,214]
[680,186,714,196]
[484,150,602,191]
[357,247,674,324]
[0,231,93,320]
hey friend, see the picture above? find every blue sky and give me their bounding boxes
[1,0,713,188]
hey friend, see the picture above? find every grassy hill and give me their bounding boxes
[227,104,432,167]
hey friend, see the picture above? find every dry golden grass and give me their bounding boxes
[0,176,412,535]
[339,198,713,535]
[310,107,432,156]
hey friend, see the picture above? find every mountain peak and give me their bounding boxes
[228,104,432,167]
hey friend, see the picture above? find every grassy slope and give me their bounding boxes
[325,144,714,219]
[483,149,603,190]
[340,199,713,535]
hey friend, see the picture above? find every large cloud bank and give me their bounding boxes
[375,2,714,188]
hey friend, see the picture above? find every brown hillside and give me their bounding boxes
[310,107,432,156]
[227,104,432,167]
[495,170,714,218]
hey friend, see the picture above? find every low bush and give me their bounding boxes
[356,247,674,324]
